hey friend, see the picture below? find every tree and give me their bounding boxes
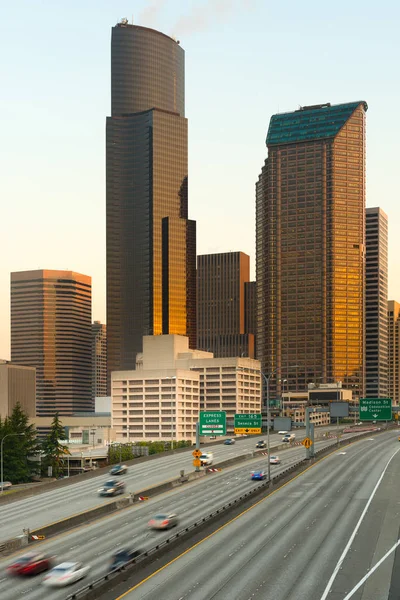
[0,403,40,484]
[41,413,70,478]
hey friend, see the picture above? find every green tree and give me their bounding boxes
[41,413,70,478]
[0,403,40,484]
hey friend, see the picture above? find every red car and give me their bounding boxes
[7,553,53,576]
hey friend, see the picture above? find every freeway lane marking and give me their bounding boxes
[342,539,400,600]
[320,446,400,600]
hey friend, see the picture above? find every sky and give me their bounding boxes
[1,0,400,359]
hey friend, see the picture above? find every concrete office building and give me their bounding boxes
[112,334,261,442]
[388,300,400,406]
[11,270,92,416]
[256,101,367,399]
[0,360,36,419]
[365,208,388,398]
[92,322,107,401]
[106,21,196,384]
[197,252,256,358]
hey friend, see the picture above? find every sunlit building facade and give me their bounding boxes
[388,300,400,406]
[106,22,196,384]
[11,270,92,416]
[256,101,367,399]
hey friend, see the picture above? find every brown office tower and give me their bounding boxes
[11,270,92,416]
[388,301,400,406]
[106,21,196,383]
[365,208,388,398]
[92,321,107,401]
[256,102,367,400]
[197,252,256,358]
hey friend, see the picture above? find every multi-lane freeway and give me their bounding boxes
[107,429,400,600]
[0,427,337,541]
[0,432,350,600]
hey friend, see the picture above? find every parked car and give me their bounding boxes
[148,513,179,530]
[251,470,267,481]
[269,455,281,464]
[110,464,127,475]
[98,479,125,497]
[256,440,267,448]
[224,439,235,445]
[42,562,90,587]
[109,548,142,572]
[7,553,53,576]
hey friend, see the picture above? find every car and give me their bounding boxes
[109,464,127,475]
[42,562,90,587]
[251,470,267,481]
[278,430,289,435]
[256,440,267,448]
[109,548,142,572]
[0,481,12,491]
[282,433,295,442]
[148,513,179,530]
[200,452,213,466]
[269,455,281,464]
[98,479,125,497]
[7,553,53,576]
[224,438,235,445]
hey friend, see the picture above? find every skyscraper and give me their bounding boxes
[11,270,92,416]
[197,252,256,358]
[388,300,400,406]
[365,208,388,398]
[256,101,367,399]
[106,21,196,382]
[92,321,107,401]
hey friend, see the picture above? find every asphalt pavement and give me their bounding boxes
[0,427,339,541]
[110,429,400,600]
[0,435,343,600]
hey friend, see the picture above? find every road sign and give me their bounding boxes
[234,413,262,435]
[193,458,201,468]
[192,449,202,458]
[199,411,226,436]
[302,437,313,449]
[359,398,392,421]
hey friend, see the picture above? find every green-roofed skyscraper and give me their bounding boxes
[256,101,367,403]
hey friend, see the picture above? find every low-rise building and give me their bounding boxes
[0,360,36,419]
[112,335,261,442]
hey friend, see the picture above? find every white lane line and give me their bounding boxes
[342,539,400,600]
[320,446,400,600]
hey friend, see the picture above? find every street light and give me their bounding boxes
[1,433,24,493]
[280,379,287,415]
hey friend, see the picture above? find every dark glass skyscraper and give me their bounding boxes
[256,101,367,399]
[106,22,196,381]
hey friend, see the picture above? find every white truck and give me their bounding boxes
[200,452,213,466]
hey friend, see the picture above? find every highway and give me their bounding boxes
[0,427,338,541]
[0,434,345,600]
[109,429,400,600]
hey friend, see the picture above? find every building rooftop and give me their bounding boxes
[266,101,368,147]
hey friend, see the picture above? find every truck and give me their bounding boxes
[200,452,213,466]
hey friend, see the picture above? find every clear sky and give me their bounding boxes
[1,0,400,359]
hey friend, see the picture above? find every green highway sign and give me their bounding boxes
[234,413,262,434]
[359,398,392,421]
[199,411,226,436]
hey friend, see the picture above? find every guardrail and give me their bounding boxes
[66,433,376,600]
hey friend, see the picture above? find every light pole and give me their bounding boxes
[281,379,287,415]
[1,433,24,493]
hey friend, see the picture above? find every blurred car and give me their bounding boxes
[282,433,295,442]
[224,438,235,445]
[148,513,178,530]
[109,548,142,572]
[278,431,288,435]
[200,452,213,466]
[251,470,267,481]
[98,479,125,497]
[7,553,53,576]
[256,440,267,448]
[109,464,127,475]
[42,562,90,587]
[269,455,281,464]
[0,481,12,491]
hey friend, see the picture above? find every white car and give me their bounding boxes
[269,455,281,464]
[42,562,90,587]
